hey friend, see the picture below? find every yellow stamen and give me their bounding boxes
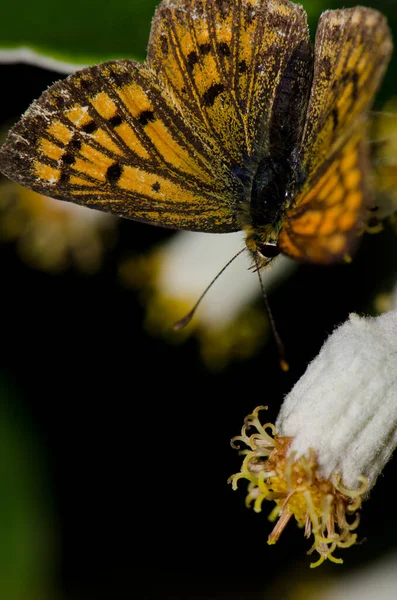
[229,406,368,567]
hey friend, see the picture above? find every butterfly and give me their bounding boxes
[0,0,392,267]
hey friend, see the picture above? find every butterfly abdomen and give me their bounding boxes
[244,40,313,232]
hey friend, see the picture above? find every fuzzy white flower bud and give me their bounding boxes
[277,309,397,490]
[230,310,397,567]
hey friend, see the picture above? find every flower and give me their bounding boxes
[230,309,397,567]
[0,182,117,273]
[119,230,296,369]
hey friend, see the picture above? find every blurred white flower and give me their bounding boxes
[321,554,397,600]
[119,230,296,369]
[0,182,117,273]
[230,309,397,567]
[266,552,397,599]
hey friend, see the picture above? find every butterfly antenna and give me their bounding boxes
[173,248,246,331]
[254,255,289,372]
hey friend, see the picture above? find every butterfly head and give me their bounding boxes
[244,224,281,269]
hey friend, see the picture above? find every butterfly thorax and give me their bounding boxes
[243,153,303,264]
[239,38,313,265]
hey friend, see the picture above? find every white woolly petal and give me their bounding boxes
[276,310,397,490]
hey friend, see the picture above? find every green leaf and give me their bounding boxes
[0,0,159,65]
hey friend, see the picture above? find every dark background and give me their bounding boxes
[1,2,397,597]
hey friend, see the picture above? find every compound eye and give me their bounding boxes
[258,244,281,259]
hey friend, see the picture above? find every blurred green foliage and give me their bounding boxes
[0,0,159,64]
[0,377,54,600]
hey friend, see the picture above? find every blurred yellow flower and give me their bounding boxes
[0,182,117,273]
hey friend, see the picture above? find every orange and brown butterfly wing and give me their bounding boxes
[279,132,370,263]
[148,0,311,166]
[0,60,241,233]
[279,7,393,263]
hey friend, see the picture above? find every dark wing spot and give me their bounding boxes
[109,69,132,87]
[238,60,248,73]
[187,51,198,73]
[69,137,82,151]
[109,114,122,127]
[217,42,230,57]
[62,152,75,166]
[59,172,69,184]
[351,71,359,102]
[161,35,169,55]
[199,43,211,56]
[331,107,339,131]
[202,83,225,107]
[81,121,97,134]
[138,110,155,126]
[152,181,161,192]
[77,76,93,91]
[106,162,122,183]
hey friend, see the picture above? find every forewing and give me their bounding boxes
[148,0,311,166]
[300,7,392,176]
[0,60,241,233]
[279,132,369,263]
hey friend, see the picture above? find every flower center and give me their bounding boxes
[229,406,367,567]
